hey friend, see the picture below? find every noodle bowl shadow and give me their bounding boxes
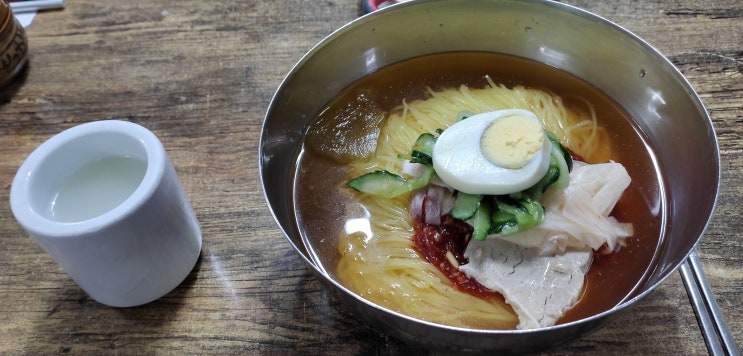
[259,0,720,352]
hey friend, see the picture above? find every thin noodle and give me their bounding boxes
[337,83,610,329]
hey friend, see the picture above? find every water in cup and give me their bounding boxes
[46,155,147,223]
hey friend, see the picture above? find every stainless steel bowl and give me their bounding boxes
[259,0,720,352]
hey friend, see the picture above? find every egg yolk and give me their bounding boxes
[481,115,545,169]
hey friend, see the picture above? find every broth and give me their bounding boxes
[294,52,663,326]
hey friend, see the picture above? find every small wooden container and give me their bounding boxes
[0,0,28,89]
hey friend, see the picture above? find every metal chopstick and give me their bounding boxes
[680,249,739,356]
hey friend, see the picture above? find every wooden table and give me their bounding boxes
[0,0,740,354]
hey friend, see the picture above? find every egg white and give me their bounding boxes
[432,109,552,195]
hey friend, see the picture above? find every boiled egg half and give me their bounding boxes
[432,109,552,195]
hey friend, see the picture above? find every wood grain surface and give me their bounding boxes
[0,0,740,354]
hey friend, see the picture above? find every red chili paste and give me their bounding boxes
[411,215,505,302]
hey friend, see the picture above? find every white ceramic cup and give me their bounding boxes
[10,120,202,307]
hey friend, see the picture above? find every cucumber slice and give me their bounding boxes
[346,165,434,199]
[548,143,571,190]
[471,199,492,241]
[450,192,483,220]
[346,170,412,198]
[489,196,545,235]
[491,209,518,235]
[456,110,475,121]
[410,133,437,165]
[546,130,573,172]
